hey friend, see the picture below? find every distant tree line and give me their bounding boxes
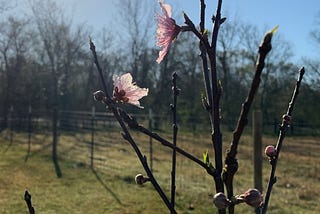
[0,0,319,132]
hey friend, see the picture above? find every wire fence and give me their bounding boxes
[1,107,319,172]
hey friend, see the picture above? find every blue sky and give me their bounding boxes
[11,0,319,61]
[181,1,319,61]
[60,0,319,62]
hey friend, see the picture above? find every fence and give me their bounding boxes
[1,107,319,170]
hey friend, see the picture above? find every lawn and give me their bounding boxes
[0,130,319,213]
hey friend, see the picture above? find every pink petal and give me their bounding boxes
[158,0,172,18]
[112,73,148,108]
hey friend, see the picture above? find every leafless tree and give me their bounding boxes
[238,23,294,122]
[28,0,88,177]
[115,0,156,83]
[303,11,320,89]
[0,16,31,127]
[0,0,16,14]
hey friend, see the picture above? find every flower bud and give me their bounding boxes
[93,90,106,102]
[213,192,230,209]
[282,114,291,124]
[242,188,263,208]
[135,174,149,185]
[265,145,277,157]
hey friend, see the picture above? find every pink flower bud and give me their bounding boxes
[93,90,106,102]
[135,174,149,185]
[242,189,263,208]
[213,192,230,209]
[265,145,277,157]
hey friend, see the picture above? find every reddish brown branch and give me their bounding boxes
[223,29,275,213]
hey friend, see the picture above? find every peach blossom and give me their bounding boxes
[112,73,148,108]
[156,0,181,63]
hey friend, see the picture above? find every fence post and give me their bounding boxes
[9,106,14,144]
[52,107,62,178]
[25,105,32,162]
[149,109,153,172]
[253,110,262,213]
[90,106,95,169]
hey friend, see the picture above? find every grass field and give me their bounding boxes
[0,129,319,213]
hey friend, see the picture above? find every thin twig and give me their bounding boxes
[89,40,176,214]
[183,10,213,112]
[118,108,216,176]
[199,0,205,33]
[24,190,35,214]
[170,72,179,212]
[183,13,211,51]
[198,0,213,113]
[89,38,111,101]
[223,29,275,214]
[261,67,305,214]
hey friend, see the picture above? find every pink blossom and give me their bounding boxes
[112,73,148,108]
[156,0,181,64]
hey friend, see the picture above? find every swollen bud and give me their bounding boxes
[213,192,230,209]
[265,145,277,157]
[241,189,263,208]
[93,90,106,102]
[135,174,150,185]
[282,114,292,124]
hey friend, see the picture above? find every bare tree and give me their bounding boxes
[217,20,245,125]
[0,0,16,14]
[303,11,320,89]
[115,0,156,83]
[238,23,294,122]
[29,0,88,177]
[0,16,31,128]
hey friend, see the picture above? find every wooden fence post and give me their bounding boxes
[253,110,262,191]
[90,106,95,169]
[9,106,13,144]
[25,105,32,162]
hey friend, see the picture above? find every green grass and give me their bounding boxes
[0,130,319,213]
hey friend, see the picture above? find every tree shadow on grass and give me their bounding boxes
[91,168,122,205]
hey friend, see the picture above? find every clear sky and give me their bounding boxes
[9,0,319,62]
[62,0,319,62]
